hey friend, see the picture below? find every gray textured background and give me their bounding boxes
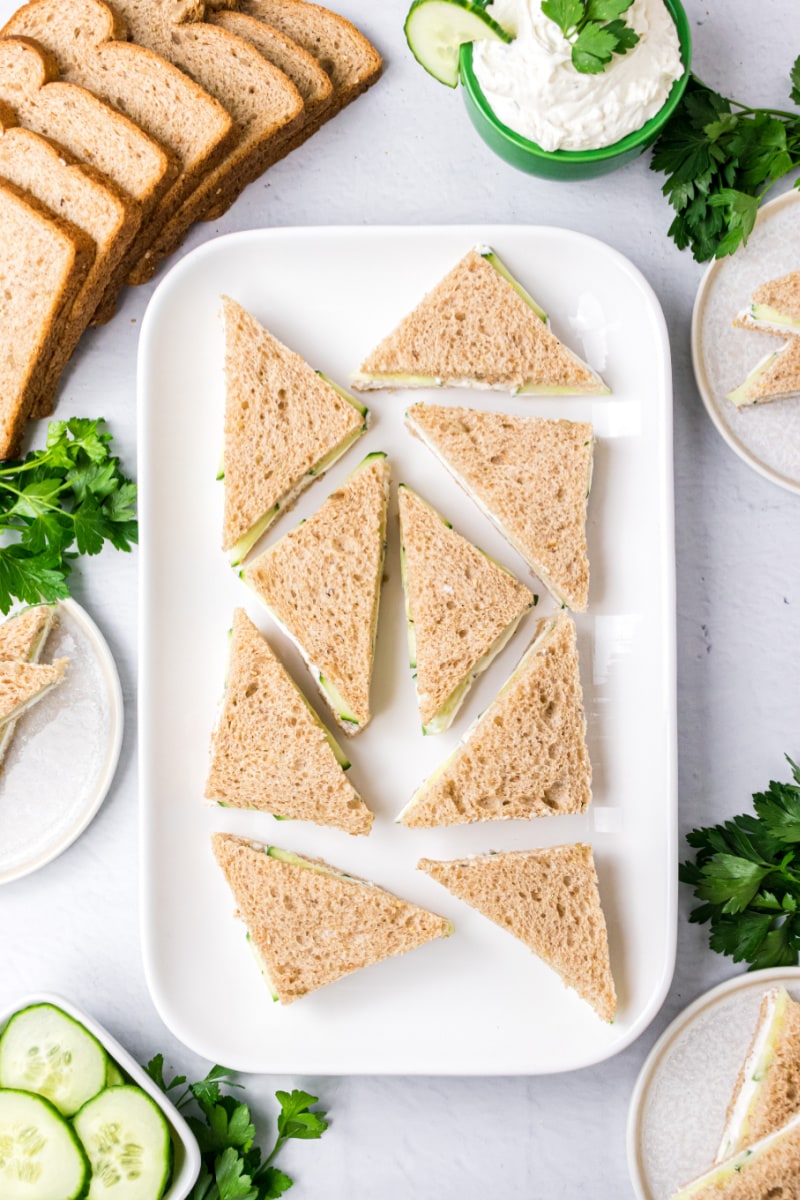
[1,0,799,1195]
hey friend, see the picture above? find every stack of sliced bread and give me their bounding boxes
[0,0,381,458]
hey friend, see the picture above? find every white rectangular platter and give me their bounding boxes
[138,225,676,1075]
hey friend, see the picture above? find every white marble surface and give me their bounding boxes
[1,0,799,1194]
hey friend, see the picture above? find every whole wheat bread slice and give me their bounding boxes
[0,36,173,221]
[728,338,800,407]
[735,269,800,335]
[352,247,608,394]
[407,404,594,611]
[0,603,57,764]
[212,833,452,1003]
[3,0,233,312]
[717,987,800,1162]
[0,655,68,726]
[418,844,616,1022]
[110,0,303,284]
[231,0,382,116]
[205,609,374,835]
[200,7,334,220]
[0,605,56,662]
[244,452,389,735]
[398,484,533,734]
[0,180,95,458]
[398,613,591,827]
[221,297,368,563]
[672,1110,800,1199]
[0,104,139,417]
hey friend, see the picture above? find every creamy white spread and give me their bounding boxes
[473,0,683,152]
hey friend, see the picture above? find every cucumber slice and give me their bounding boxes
[104,1062,126,1089]
[0,1006,107,1118]
[404,0,512,88]
[0,1088,90,1200]
[73,1087,171,1200]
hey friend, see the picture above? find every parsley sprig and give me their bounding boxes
[541,0,639,75]
[0,418,137,614]
[147,1056,328,1200]
[651,58,800,261]
[680,756,800,970]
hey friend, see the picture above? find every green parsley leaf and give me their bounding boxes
[0,418,136,613]
[148,1061,327,1200]
[681,755,800,968]
[541,0,584,37]
[602,17,639,53]
[584,0,633,18]
[572,21,617,72]
[652,74,800,261]
[791,53,800,106]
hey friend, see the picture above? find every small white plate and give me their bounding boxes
[692,188,800,495]
[0,993,201,1199]
[627,966,800,1199]
[0,599,123,885]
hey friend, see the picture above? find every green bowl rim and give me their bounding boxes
[459,0,692,164]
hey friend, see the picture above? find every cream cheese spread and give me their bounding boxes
[473,0,683,152]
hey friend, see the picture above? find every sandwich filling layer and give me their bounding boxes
[673,1107,800,1197]
[716,986,785,1163]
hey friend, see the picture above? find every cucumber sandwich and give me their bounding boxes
[212,834,453,1003]
[398,484,533,735]
[0,1001,172,1200]
[0,604,58,765]
[205,609,374,835]
[398,612,591,827]
[735,269,800,337]
[727,337,800,407]
[406,403,594,611]
[244,453,390,736]
[418,844,616,1022]
[351,246,608,395]
[220,297,368,566]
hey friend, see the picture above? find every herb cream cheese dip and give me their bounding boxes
[473,0,683,152]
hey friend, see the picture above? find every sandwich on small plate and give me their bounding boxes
[205,609,374,835]
[671,1109,800,1198]
[727,337,800,407]
[735,269,800,336]
[418,844,616,1022]
[244,452,390,735]
[716,986,800,1162]
[0,604,59,763]
[406,403,594,611]
[351,245,608,395]
[398,483,533,734]
[220,297,368,565]
[0,658,68,734]
[212,833,453,1003]
[397,612,591,827]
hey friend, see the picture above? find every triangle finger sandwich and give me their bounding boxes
[418,844,616,1022]
[728,337,800,407]
[212,833,453,1003]
[351,246,608,395]
[244,452,390,735]
[735,269,800,336]
[221,297,368,564]
[398,483,533,734]
[0,604,59,765]
[398,612,591,827]
[205,609,374,835]
[406,403,594,611]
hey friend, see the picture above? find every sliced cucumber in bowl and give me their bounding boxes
[0,1088,90,1199]
[0,1005,107,1118]
[405,0,513,87]
[73,1086,172,1200]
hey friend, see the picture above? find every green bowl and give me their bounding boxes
[459,0,691,181]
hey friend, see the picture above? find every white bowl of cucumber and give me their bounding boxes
[0,994,201,1200]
